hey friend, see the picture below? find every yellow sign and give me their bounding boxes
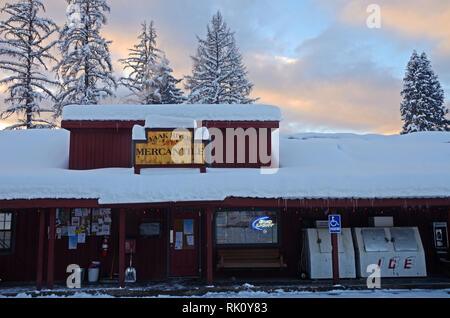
[135,130,204,165]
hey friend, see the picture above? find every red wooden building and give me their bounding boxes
[0,104,449,290]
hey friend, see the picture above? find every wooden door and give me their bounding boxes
[169,209,199,277]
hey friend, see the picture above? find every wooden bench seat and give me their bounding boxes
[216,248,287,269]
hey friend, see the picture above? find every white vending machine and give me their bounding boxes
[353,227,427,278]
[304,228,356,279]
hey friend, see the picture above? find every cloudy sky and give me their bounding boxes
[1,0,449,134]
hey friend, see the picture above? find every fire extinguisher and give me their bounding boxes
[102,236,109,257]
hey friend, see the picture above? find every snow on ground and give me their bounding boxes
[0,287,449,298]
[169,288,450,298]
[1,291,114,298]
[0,131,449,203]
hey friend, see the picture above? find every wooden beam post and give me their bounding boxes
[331,233,340,285]
[36,209,45,290]
[448,209,450,255]
[206,208,214,285]
[46,208,56,289]
[119,208,126,287]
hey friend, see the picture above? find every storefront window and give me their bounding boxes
[0,212,13,252]
[215,210,278,246]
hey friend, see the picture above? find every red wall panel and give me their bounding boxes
[69,128,133,170]
[0,210,40,282]
[64,121,278,170]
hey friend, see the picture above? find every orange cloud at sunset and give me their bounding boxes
[338,0,450,43]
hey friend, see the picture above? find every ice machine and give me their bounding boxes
[353,227,426,278]
[303,228,356,279]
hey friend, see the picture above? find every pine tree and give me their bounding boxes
[400,51,449,134]
[120,21,159,104]
[119,21,184,104]
[185,11,256,104]
[54,0,116,116]
[158,55,186,104]
[0,0,58,129]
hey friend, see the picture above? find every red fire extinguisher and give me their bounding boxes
[102,236,109,257]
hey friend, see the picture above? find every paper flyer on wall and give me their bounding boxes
[68,235,77,249]
[175,232,183,250]
[67,226,76,237]
[101,224,110,235]
[74,208,82,217]
[186,235,194,246]
[71,216,80,227]
[82,208,89,217]
[77,233,86,243]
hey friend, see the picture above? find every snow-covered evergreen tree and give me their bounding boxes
[158,55,186,104]
[185,11,256,104]
[0,0,58,129]
[119,21,184,104]
[400,51,449,134]
[120,21,159,104]
[54,0,116,116]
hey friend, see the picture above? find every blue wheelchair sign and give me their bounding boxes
[328,214,341,233]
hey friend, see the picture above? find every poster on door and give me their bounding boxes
[175,232,183,250]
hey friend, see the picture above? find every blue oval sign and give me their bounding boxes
[252,216,274,231]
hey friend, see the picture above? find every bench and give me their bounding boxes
[216,248,287,269]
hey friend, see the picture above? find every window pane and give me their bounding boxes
[0,233,7,249]
[362,229,390,252]
[390,228,418,251]
[0,213,12,231]
[0,230,12,250]
[216,210,278,245]
[317,229,345,253]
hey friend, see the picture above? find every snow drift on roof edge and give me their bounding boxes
[0,129,70,169]
[61,104,282,122]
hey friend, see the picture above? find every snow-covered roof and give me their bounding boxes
[62,104,282,122]
[144,115,197,129]
[0,130,449,203]
[0,129,69,170]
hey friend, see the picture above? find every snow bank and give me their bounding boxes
[61,104,282,122]
[0,129,70,169]
[0,131,449,203]
[4,288,450,298]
